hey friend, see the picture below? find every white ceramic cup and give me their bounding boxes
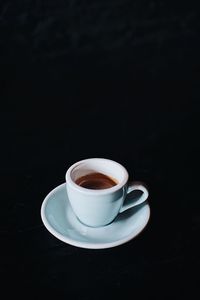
[66,158,149,227]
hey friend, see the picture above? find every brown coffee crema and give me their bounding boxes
[75,172,118,190]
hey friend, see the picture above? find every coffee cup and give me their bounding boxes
[66,158,149,227]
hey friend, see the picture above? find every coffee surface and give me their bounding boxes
[75,172,118,190]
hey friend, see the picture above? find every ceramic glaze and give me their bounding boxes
[65,158,149,227]
[41,183,150,249]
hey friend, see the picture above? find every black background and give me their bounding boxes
[1,1,200,299]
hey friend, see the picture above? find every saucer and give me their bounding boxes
[41,183,150,249]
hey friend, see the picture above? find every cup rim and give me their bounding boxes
[65,158,129,195]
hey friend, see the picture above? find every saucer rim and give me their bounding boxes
[41,183,151,249]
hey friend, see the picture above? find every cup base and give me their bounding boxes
[75,215,115,228]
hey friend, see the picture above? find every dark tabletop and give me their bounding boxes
[1,0,200,299]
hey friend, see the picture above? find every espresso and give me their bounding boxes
[75,172,118,190]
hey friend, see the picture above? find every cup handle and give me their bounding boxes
[119,181,149,213]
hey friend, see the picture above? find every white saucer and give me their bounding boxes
[41,183,150,249]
